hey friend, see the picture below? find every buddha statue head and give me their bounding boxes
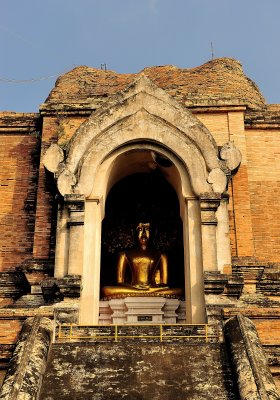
[136,222,151,248]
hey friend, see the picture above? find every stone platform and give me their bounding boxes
[99,297,186,324]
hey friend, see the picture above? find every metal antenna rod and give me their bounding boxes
[211,42,214,60]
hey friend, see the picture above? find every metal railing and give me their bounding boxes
[55,323,217,343]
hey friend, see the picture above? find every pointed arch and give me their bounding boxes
[55,75,228,198]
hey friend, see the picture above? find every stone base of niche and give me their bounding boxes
[99,297,186,325]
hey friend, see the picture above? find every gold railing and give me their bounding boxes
[55,324,217,343]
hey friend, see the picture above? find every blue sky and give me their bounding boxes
[1,0,280,112]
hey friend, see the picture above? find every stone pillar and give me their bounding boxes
[54,203,69,278]
[216,194,232,274]
[185,197,205,323]
[200,194,221,272]
[80,198,102,324]
[65,194,85,276]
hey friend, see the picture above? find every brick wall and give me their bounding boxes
[1,109,279,269]
[33,117,60,259]
[197,110,255,258]
[33,116,86,259]
[0,124,40,271]
[246,129,280,262]
[254,319,280,345]
[197,111,280,262]
[196,112,229,146]
[0,309,53,368]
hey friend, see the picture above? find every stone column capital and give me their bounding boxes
[200,193,221,225]
[184,196,197,202]
[64,194,85,212]
[64,194,85,226]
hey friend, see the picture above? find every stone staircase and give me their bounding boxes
[2,315,278,399]
[38,341,237,400]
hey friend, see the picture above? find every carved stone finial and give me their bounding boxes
[42,143,64,173]
[57,169,77,195]
[220,142,242,172]
[207,168,227,193]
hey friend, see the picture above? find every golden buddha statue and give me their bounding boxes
[102,222,183,299]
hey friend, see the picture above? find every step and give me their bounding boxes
[39,342,237,400]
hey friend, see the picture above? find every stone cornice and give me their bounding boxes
[0,308,53,320]
[39,103,247,117]
[223,308,280,319]
[0,112,41,134]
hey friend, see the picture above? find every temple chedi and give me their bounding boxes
[0,58,279,399]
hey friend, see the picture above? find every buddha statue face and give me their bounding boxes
[136,223,151,247]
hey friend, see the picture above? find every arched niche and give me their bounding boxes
[76,146,205,324]
[100,170,185,297]
[48,75,236,325]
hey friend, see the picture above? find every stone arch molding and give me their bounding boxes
[43,75,241,198]
[43,75,242,324]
